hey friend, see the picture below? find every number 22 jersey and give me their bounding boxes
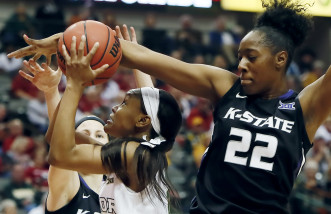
[190,79,312,214]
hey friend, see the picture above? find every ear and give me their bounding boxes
[136,114,151,128]
[275,51,288,71]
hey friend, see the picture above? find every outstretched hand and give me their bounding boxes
[115,24,154,88]
[7,33,62,65]
[116,24,138,44]
[19,59,62,93]
[61,35,109,87]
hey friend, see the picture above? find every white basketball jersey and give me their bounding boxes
[99,173,168,214]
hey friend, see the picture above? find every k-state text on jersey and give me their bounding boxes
[224,107,295,133]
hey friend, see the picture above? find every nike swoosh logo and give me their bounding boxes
[82,194,90,199]
[236,93,247,98]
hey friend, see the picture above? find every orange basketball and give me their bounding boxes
[57,20,122,86]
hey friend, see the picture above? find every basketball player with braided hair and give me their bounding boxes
[8,0,330,213]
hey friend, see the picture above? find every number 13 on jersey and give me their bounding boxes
[224,127,278,171]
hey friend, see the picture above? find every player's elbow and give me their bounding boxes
[47,151,59,166]
[48,148,66,167]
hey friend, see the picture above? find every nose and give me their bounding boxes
[238,58,248,73]
[112,105,119,113]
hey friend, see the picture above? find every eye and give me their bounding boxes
[119,100,126,107]
[96,134,105,138]
[248,56,256,61]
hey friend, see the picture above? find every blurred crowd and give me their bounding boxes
[0,1,330,214]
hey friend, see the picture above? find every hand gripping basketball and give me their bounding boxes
[57,20,122,85]
[61,35,109,87]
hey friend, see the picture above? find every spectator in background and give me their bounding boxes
[67,9,82,27]
[307,129,331,178]
[24,150,49,192]
[212,54,229,70]
[142,13,171,54]
[78,85,103,114]
[208,16,238,66]
[0,42,23,78]
[0,2,35,48]
[35,0,65,37]
[297,48,316,74]
[112,67,136,91]
[28,193,47,214]
[99,79,120,108]
[186,116,212,168]
[102,11,118,28]
[286,61,301,76]
[168,86,192,120]
[301,60,326,88]
[0,199,18,214]
[315,115,331,147]
[0,151,14,178]
[80,6,99,21]
[67,6,98,28]
[2,119,35,161]
[291,159,328,214]
[175,14,203,62]
[186,97,213,132]
[0,104,9,123]
[286,74,303,92]
[11,66,39,100]
[26,91,48,133]
[325,165,331,207]
[193,54,205,64]
[168,131,196,213]
[1,163,35,211]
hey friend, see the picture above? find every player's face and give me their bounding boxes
[104,91,144,138]
[76,120,108,145]
[238,30,280,96]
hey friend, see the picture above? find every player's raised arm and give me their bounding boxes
[48,36,108,174]
[116,24,154,88]
[118,37,238,105]
[299,65,331,141]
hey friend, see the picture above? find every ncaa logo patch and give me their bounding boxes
[278,101,295,110]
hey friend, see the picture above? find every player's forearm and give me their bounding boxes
[133,69,154,88]
[48,83,83,165]
[44,87,61,121]
[120,39,182,83]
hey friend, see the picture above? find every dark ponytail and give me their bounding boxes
[135,89,182,205]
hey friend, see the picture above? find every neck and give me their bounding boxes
[261,75,289,99]
[129,129,151,140]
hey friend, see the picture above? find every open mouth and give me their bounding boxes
[107,116,114,124]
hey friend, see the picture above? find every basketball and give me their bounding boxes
[56,20,122,85]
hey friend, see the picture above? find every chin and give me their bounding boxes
[242,85,255,95]
[104,125,111,134]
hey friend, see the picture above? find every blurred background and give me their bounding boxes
[0,0,330,213]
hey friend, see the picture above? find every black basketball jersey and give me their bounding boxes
[45,175,101,214]
[190,79,312,214]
